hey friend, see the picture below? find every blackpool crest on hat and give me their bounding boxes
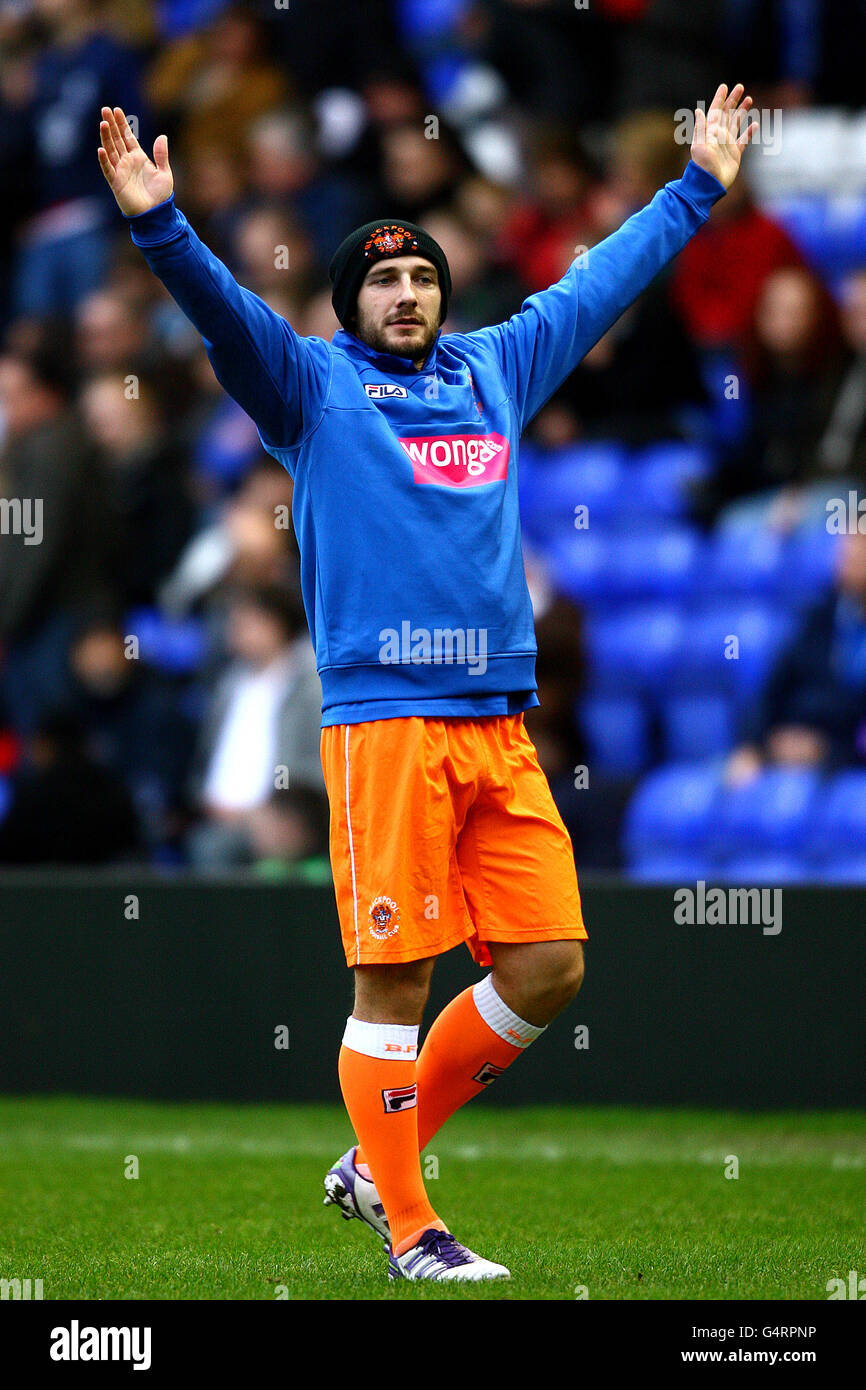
[363,224,419,259]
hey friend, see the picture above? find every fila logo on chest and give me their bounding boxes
[364,383,408,399]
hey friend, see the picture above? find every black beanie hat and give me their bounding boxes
[328,219,451,329]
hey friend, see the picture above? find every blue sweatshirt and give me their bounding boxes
[127,160,726,726]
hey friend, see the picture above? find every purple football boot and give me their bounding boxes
[323,1146,390,1246]
[388,1227,510,1281]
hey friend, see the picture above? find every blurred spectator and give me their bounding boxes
[326,63,427,188]
[421,207,527,331]
[0,708,140,864]
[520,107,706,444]
[670,177,805,352]
[727,531,866,782]
[154,0,230,42]
[698,266,843,522]
[591,108,689,232]
[64,613,197,848]
[249,784,331,881]
[812,270,866,487]
[0,339,116,732]
[523,592,586,784]
[176,142,245,252]
[74,287,147,373]
[231,205,315,310]
[523,552,632,871]
[375,118,474,225]
[8,0,147,317]
[467,0,613,124]
[724,0,866,111]
[607,0,726,116]
[257,0,407,99]
[79,371,196,604]
[454,172,514,247]
[245,110,371,263]
[183,343,266,501]
[186,582,322,868]
[158,458,296,617]
[295,288,341,342]
[497,126,601,292]
[0,33,35,332]
[146,2,288,167]
[533,275,708,446]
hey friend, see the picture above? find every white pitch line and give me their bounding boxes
[0,1130,862,1168]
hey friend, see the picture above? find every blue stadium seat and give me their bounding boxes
[782,527,838,602]
[660,693,734,761]
[699,349,750,447]
[578,693,651,776]
[804,771,866,865]
[193,397,264,490]
[520,442,628,541]
[623,762,722,862]
[672,602,795,698]
[705,527,787,597]
[773,194,866,283]
[548,531,617,605]
[604,524,703,601]
[725,604,798,698]
[710,856,808,884]
[584,603,684,693]
[400,0,470,40]
[124,607,208,675]
[811,858,866,884]
[710,767,822,860]
[629,441,714,519]
[627,855,712,883]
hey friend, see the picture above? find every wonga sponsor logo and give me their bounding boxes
[398,432,509,487]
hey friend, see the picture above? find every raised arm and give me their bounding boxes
[98,106,328,454]
[464,84,758,432]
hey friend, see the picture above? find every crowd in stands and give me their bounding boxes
[0,0,864,877]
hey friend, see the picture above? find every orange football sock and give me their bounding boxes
[416,979,543,1148]
[354,978,545,1164]
[338,1018,445,1255]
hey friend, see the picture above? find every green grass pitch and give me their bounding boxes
[1,1097,864,1300]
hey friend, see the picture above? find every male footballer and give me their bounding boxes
[99,84,756,1282]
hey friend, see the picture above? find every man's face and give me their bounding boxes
[353,256,441,366]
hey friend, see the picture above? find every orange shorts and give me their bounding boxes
[320,713,587,967]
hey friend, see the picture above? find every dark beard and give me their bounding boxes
[354,317,439,363]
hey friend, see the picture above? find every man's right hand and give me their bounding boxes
[98,105,173,217]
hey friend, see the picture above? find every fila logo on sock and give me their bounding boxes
[382,1084,417,1113]
[473,1061,506,1087]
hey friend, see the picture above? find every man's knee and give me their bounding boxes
[560,940,585,999]
[352,957,436,1025]
[540,939,585,1007]
[489,937,585,1023]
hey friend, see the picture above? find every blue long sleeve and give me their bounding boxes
[463,160,726,431]
[126,195,330,451]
